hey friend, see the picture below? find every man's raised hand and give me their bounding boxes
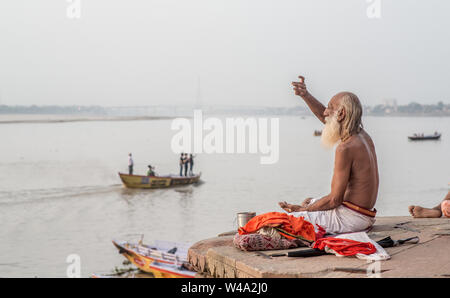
[292,76,308,97]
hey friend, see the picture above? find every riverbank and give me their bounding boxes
[0,114,175,124]
[188,216,450,278]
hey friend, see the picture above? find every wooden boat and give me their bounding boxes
[91,273,121,278]
[408,133,441,141]
[91,272,152,278]
[149,261,196,278]
[118,172,201,189]
[112,239,195,278]
[313,130,322,136]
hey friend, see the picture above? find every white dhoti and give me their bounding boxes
[288,199,376,234]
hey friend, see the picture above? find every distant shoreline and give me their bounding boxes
[0,113,448,125]
[0,115,176,124]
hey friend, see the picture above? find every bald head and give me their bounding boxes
[330,92,360,106]
[326,92,363,140]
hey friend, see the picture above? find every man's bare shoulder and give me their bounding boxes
[335,141,353,158]
[358,129,376,145]
[342,130,374,148]
[337,134,362,151]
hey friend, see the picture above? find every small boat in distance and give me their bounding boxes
[313,130,322,136]
[408,132,441,141]
[118,172,201,189]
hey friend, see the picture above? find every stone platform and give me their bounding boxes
[187,217,450,278]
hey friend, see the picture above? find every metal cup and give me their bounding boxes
[237,212,256,228]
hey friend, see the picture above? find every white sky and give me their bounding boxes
[0,0,449,107]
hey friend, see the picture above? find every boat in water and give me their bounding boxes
[313,130,322,136]
[118,172,201,189]
[112,239,196,278]
[408,133,441,141]
[148,261,196,278]
[91,271,153,278]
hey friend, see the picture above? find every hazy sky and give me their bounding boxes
[0,0,449,107]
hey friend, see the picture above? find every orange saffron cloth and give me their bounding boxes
[312,237,377,256]
[238,212,316,242]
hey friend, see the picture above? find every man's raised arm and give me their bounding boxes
[292,76,326,124]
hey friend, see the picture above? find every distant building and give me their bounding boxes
[382,99,398,113]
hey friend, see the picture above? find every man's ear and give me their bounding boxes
[337,108,345,122]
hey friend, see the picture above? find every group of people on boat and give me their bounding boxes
[412,131,440,137]
[179,153,195,177]
[127,152,195,177]
[127,153,156,176]
[412,132,439,137]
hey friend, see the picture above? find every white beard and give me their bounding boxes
[321,114,341,149]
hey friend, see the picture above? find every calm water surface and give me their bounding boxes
[0,115,448,277]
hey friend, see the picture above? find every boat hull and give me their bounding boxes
[112,241,158,273]
[149,262,196,278]
[112,240,195,278]
[408,134,441,141]
[118,172,201,189]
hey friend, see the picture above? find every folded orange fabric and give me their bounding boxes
[442,200,450,218]
[238,212,316,242]
[313,237,376,256]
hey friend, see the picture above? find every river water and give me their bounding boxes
[0,115,448,277]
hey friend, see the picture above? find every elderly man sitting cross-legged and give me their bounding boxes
[278,76,380,235]
[234,76,380,251]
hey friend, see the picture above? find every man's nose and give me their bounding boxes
[323,108,330,117]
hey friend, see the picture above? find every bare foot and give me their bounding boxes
[408,205,442,218]
[408,205,415,216]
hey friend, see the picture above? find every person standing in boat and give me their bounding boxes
[147,165,155,176]
[184,153,189,176]
[128,153,134,175]
[179,153,185,176]
[189,154,195,176]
